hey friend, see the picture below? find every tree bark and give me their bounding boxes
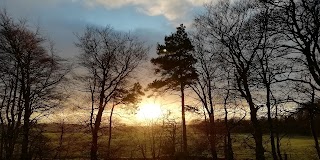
[21,61,31,160]
[250,108,265,160]
[275,104,283,160]
[223,83,233,160]
[181,84,188,156]
[91,108,104,160]
[242,78,265,160]
[106,105,115,159]
[208,113,217,160]
[310,113,320,159]
[21,100,30,160]
[266,83,278,160]
[91,127,98,160]
[207,73,217,160]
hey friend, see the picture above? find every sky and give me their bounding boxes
[0,0,210,58]
[0,0,212,123]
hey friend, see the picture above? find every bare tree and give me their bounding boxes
[0,10,69,160]
[75,25,148,160]
[134,118,164,160]
[0,11,26,159]
[251,3,292,159]
[191,28,221,159]
[269,0,320,86]
[299,88,320,159]
[194,1,271,159]
[222,73,234,160]
[265,0,320,157]
[286,76,320,159]
[161,111,178,158]
[106,83,144,159]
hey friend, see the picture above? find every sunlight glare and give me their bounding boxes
[136,103,162,120]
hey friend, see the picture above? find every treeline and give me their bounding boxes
[195,114,320,136]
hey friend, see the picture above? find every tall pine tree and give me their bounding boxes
[148,24,198,156]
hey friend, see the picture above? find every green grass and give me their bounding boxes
[225,134,318,160]
[41,125,319,159]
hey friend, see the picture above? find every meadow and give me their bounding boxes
[39,123,318,160]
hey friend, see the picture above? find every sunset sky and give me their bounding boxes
[0,0,213,123]
[0,0,210,58]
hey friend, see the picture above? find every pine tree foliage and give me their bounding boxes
[149,24,198,91]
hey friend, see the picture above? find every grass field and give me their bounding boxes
[40,124,318,159]
[230,134,318,160]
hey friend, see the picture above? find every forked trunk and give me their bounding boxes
[243,78,265,160]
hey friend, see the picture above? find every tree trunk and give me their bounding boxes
[268,115,277,160]
[91,108,104,160]
[208,113,217,160]
[310,113,320,159]
[170,122,176,157]
[106,105,115,159]
[242,78,265,160]
[91,127,98,160]
[276,130,282,160]
[54,121,65,159]
[224,99,233,160]
[227,131,234,160]
[21,105,30,160]
[20,53,31,160]
[0,130,3,159]
[275,105,283,160]
[0,89,6,159]
[21,83,31,160]
[250,109,265,160]
[310,88,320,159]
[207,73,217,160]
[266,83,278,160]
[181,84,188,156]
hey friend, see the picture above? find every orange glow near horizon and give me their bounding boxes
[136,102,163,121]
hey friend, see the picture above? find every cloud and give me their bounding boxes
[86,0,210,23]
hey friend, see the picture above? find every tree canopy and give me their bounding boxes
[149,24,198,91]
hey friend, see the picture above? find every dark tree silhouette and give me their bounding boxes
[106,82,144,159]
[194,1,268,159]
[148,24,198,156]
[265,0,320,158]
[0,10,69,160]
[191,28,220,159]
[268,0,320,87]
[299,100,320,159]
[75,26,148,160]
[294,85,320,159]
[252,3,289,159]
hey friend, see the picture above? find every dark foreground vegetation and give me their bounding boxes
[1,0,320,159]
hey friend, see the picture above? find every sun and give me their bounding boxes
[136,103,163,120]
